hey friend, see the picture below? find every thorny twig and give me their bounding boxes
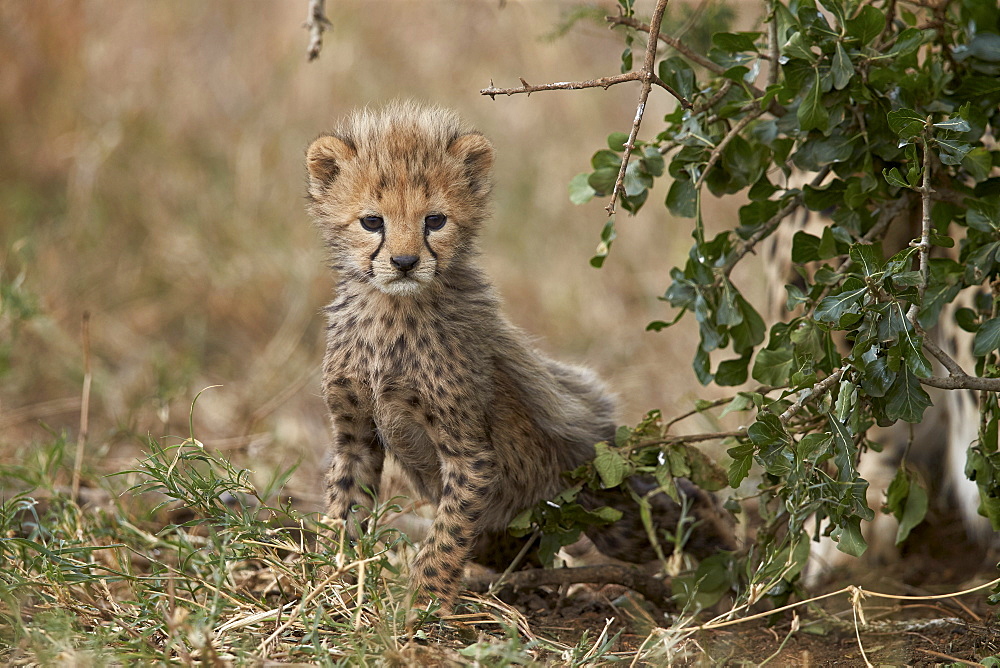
[482,0,681,217]
[481,71,686,103]
[607,13,724,75]
[606,0,670,216]
[305,0,332,62]
[607,13,787,117]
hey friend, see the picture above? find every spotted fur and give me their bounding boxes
[306,102,733,610]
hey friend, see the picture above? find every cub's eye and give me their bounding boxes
[360,215,384,231]
[424,214,447,231]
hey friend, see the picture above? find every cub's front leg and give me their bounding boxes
[323,377,383,537]
[410,426,497,614]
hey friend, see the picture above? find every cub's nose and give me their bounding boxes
[391,255,420,273]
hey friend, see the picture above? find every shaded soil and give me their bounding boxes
[456,575,997,665]
[476,502,1000,665]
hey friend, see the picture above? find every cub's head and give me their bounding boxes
[306,103,495,296]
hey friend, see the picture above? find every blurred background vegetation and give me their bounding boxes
[1,1,744,508]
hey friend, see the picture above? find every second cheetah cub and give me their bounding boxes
[306,103,731,612]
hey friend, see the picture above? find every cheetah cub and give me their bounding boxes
[305,103,731,611]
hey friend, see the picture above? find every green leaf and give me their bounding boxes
[607,132,630,151]
[886,108,925,140]
[797,432,832,462]
[936,138,973,166]
[716,356,750,386]
[508,507,533,533]
[933,117,971,133]
[818,226,840,259]
[818,0,847,30]
[883,167,909,189]
[658,56,696,99]
[592,149,621,170]
[640,147,665,176]
[588,167,618,195]
[964,147,994,182]
[569,173,596,205]
[590,219,617,268]
[712,31,760,52]
[730,295,766,354]
[672,443,730,491]
[666,178,697,218]
[752,347,794,385]
[792,132,854,170]
[797,74,829,133]
[849,243,882,277]
[965,31,1000,62]
[620,46,633,73]
[890,270,923,287]
[831,42,853,90]
[727,442,755,487]
[973,316,1000,357]
[592,442,630,488]
[966,199,1000,232]
[885,365,932,423]
[623,161,652,196]
[955,307,979,333]
[792,231,821,263]
[895,477,928,545]
[782,31,818,63]
[885,27,932,58]
[814,287,868,323]
[833,516,868,557]
[845,5,884,45]
[748,412,790,447]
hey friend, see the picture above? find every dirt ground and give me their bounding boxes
[457,502,1000,666]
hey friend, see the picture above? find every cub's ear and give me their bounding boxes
[448,132,495,177]
[306,135,357,185]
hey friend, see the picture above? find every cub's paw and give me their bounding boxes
[404,592,452,632]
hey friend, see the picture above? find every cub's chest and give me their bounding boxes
[326,302,478,380]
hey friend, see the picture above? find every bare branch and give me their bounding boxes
[604,0,671,216]
[481,72,641,98]
[920,375,1000,391]
[779,364,849,425]
[652,429,748,446]
[721,195,803,279]
[464,564,671,605]
[608,13,724,75]
[695,106,766,190]
[305,0,332,62]
[692,79,733,114]
[917,330,1000,392]
[608,13,787,117]
[922,335,968,377]
[906,125,934,323]
[664,385,781,431]
[480,72,689,104]
[893,128,1000,394]
[767,5,780,87]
